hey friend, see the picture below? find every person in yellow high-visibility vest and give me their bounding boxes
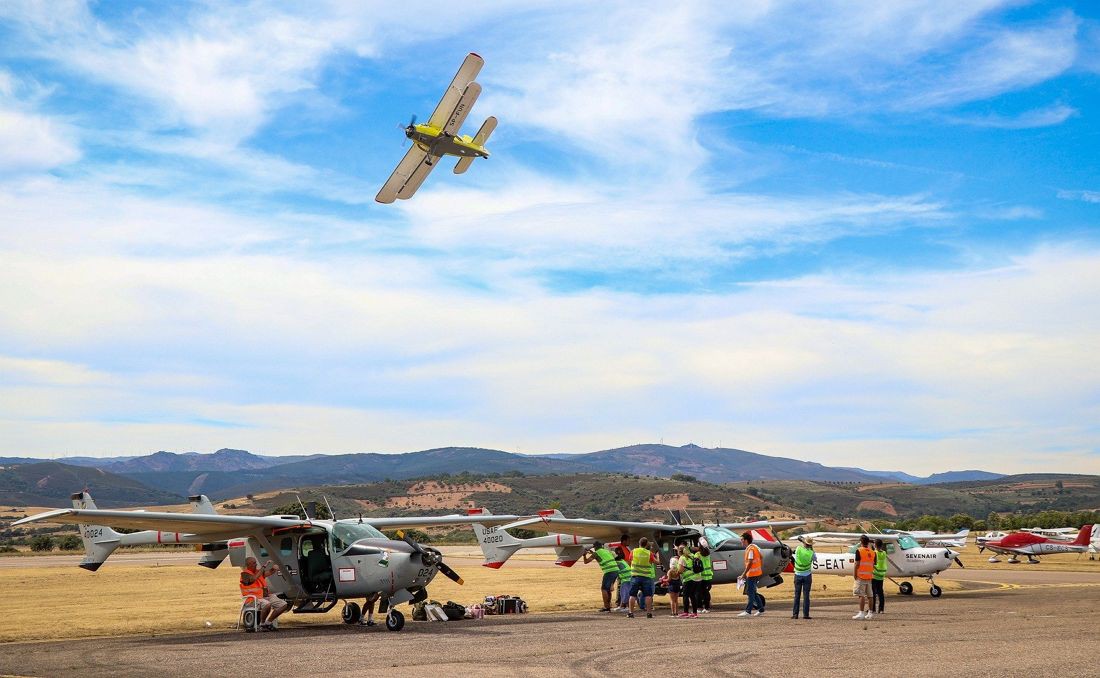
[582,541,620,612]
[626,537,660,619]
[853,535,876,620]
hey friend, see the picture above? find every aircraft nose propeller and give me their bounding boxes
[396,531,464,585]
[398,114,417,146]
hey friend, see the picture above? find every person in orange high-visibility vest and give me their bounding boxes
[241,556,288,631]
[852,535,876,620]
[737,531,765,617]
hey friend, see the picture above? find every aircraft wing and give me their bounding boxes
[719,520,806,532]
[14,508,309,537]
[500,515,696,542]
[396,152,437,200]
[366,514,527,531]
[427,52,484,129]
[376,146,431,204]
[798,531,902,543]
[442,82,481,135]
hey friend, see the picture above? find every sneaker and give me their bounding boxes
[700,609,709,614]
[752,610,763,616]
[791,614,799,619]
[677,613,691,618]
[865,612,873,620]
[853,612,865,620]
[359,619,376,627]
[627,612,635,618]
[599,608,611,613]
[259,623,273,632]
[737,611,751,617]
[803,616,813,620]
[688,613,698,618]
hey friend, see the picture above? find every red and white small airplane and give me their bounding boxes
[978,524,1094,564]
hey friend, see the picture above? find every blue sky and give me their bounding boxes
[0,1,1098,474]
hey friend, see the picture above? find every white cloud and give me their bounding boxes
[1057,189,1100,204]
[949,104,1078,129]
[0,69,80,172]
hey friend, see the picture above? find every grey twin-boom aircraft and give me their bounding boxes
[15,492,525,631]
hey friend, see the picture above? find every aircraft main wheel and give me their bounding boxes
[342,602,362,625]
[386,609,405,632]
[899,582,914,595]
[758,594,766,610]
[929,585,942,598]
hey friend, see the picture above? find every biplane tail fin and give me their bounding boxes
[454,116,496,174]
[71,491,122,571]
[453,156,475,174]
[468,508,522,568]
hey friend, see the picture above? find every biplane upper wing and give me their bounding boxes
[376,145,431,203]
[427,52,484,129]
[442,82,481,135]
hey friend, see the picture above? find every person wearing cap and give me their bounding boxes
[791,536,816,619]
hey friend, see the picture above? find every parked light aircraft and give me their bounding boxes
[792,532,962,597]
[490,509,804,606]
[1020,526,1080,541]
[978,524,1094,564]
[880,528,970,548]
[15,492,526,631]
[376,52,497,203]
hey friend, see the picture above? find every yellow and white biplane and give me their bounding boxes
[375,53,497,203]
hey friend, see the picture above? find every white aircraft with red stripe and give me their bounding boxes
[470,508,596,568]
[788,532,962,597]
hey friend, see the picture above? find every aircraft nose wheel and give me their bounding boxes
[342,602,362,625]
[899,581,914,595]
[929,585,942,598]
[385,609,405,632]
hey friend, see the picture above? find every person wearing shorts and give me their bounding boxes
[853,535,876,620]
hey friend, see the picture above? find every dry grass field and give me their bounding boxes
[2,546,966,644]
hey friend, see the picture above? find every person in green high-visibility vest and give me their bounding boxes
[627,537,659,619]
[872,538,889,615]
[679,544,702,618]
[791,536,816,619]
[581,541,620,612]
[699,545,714,614]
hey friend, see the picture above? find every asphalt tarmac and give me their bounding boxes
[1,568,1096,677]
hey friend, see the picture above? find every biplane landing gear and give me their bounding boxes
[342,602,362,625]
[898,581,914,595]
[386,609,405,632]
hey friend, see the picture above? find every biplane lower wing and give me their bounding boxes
[396,152,437,200]
[376,146,430,203]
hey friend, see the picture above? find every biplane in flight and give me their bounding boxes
[376,53,497,203]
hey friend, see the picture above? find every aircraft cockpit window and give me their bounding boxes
[279,537,293,558]
[704,526,738,549]
[330,521,387,553]
[898,536,919,550]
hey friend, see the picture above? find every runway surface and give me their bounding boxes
[1,568,1095,677]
